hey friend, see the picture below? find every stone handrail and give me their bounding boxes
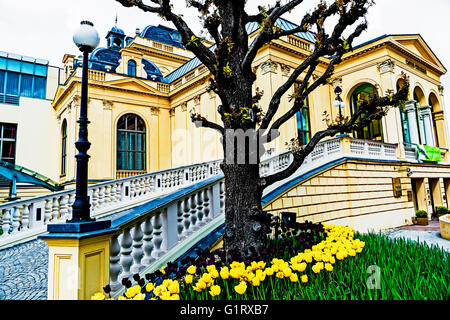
[107,175,225,297]
[0,159,222,249]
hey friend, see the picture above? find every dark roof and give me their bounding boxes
[141,24,184,48]
[88,47,121,73]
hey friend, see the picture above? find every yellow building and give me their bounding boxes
[2,19,450,223]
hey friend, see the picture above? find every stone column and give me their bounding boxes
[419,105,436,147]
[404,100,421,145]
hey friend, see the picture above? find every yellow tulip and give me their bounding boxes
[145,282,155,292]
[289,273,298,283]
[234,281,247,295]
[168,294,180,300]
[185,275,193,284]
[265,267,274,276]
[125,285,141,299]
[283,267,292,278]
[91,292,105,300]
[325,263,333,272]
[206,265,217,273]
[133,293,146,300]
[210,269,219,279]
[160,266,166,274]
[187,265,197,275]
[301,274,308,283]
[168,280,180,294]
[209,285,221,297]
[118,296,128,300]
[276,271,284,279]
[251,277,261,287]
[220,267,229,280]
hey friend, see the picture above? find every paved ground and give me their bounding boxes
[0,239,48,300]
[386,218,450,253]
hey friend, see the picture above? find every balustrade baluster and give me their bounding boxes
[109,234,122,293]
[190,193,198,230]
[60,195,69,221]
[197,189,204,226]
[11,206,20,234]
[115,184,122,202]
[119,228,133,282]
[91,188,98,210]
[219,181,225,215]
[104,185,111,206]
[1,208,11,237]
[182,197,191,238]
[144,177,151,194]
[67,193,75,220]
[176,201,184,240]
[130,222,144,274]
[129,181,135,198]
[51,198,59,222]
[98,186,105,208]
[203,187,211,222]
[110,184,117,204]
[21,204,30,230]
[139,178,145,196]
[141,216,154,266]
[152,212,164,258]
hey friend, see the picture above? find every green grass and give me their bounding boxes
[181,232,450,300]
[272,233,449,300]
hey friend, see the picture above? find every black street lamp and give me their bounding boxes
[333,86,347,134]
[68,21,100,223]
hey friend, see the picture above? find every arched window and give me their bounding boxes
[294,82,311,146]
[117,114,146,171]
[350,83,383,141]
[127,60,136,77]
[61,120,67,175]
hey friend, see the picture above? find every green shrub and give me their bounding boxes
[415,210,428,218]
[436,206,449,215]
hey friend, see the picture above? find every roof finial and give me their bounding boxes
[115,12,118,28]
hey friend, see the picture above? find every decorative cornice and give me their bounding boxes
[102,100,114,110]
[180,102,187,112]
[169,108,175,117]
[279,63,291,76]
[193,94,201,106]
[150,106,159,116]
[329,76,342,88]
[73,94,81,106]
[377,59,395,74]
[260,59,278,74]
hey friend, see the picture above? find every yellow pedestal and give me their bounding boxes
[43,232,114,300]
[439,214,450,240]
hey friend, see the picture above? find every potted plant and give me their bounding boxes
[415,210,429,226]
[435,206,449,219]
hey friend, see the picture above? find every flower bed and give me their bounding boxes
[93,222,364,300]
[92,222,450,300]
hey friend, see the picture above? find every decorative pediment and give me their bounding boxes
[106,78,159,94]
[390,35,445,71]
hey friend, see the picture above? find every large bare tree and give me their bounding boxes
[116,0,409,253]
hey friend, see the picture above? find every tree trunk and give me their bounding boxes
[221,163,269,254]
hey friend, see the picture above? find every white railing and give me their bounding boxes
[0,160,222,249]
[108,177,225,296]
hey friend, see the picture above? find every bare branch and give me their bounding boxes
[260,77,410,189]
[116,0,218,74]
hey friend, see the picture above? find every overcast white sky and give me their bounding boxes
[0,0,449,107]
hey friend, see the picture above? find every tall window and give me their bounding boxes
[117,114,146,171]
[61,120,67,175]
[0,123,17,164]
[350,83,383,141]
[294,82,311,146]
[127,60,136,77]
[0,57,48,105]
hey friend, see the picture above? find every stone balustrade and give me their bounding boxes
[107,176,225,296]
[0,159,222,249]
